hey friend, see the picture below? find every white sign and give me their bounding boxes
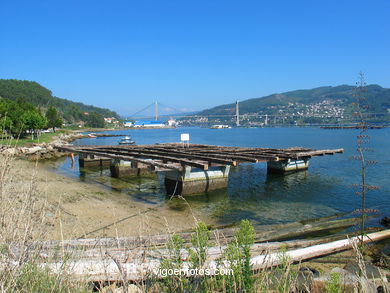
[180,133,190,142]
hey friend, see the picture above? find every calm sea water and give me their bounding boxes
[53,127,390,227]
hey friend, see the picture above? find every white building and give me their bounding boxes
[123,121,134,127]
[167,119,178,127]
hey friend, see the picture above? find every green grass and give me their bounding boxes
[0,130,69,146]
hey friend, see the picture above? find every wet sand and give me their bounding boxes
[14,158,210,240]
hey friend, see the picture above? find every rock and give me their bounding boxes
[3,148,19,155]
[27,154,41,161]
[344,262,384,280]
[380,217,390,228]
[312,266,388,293]
[26,146,43,154]
[312,267,359,293]
[331,267,360,285]
[296,269,315,292]
[113,284,142,293]
[53,150,65,158]
[41,153,53,160]
[19,147,29,154]
[299,266,320,278]
[359,278,381,293]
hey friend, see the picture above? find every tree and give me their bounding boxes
[46,106,62,132]
[85,111,105,128]
[0,98,25,136]
[21,110,47,139]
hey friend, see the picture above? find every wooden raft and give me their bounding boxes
[55,143,344,171]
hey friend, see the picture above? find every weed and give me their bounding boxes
[325,271,342,293]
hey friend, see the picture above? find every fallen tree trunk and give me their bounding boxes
[41,229,390,282]
[32,215,358,252]
[249,229,390,270]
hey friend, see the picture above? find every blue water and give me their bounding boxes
[54,127,390,227]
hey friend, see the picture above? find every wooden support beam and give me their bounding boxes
[97,146,238,167]
[165,148,279,161]
[54,144,344,170]
[56,146,183,171]
[81,147,210,170]
[290,148,344,158]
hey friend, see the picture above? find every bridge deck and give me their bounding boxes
[56,143,343,171]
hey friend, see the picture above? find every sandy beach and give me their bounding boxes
[12,158,208,240]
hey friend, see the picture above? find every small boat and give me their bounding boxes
[210,124,231,129]
[119,136,135,145]
[88,133,97,138]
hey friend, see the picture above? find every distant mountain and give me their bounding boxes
[182,85,390,126]
[199,85,390,116]
[0,79,119,122]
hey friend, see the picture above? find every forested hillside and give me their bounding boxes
[179,84,390,126]
[199,85,390,117]
[0,79,119,122]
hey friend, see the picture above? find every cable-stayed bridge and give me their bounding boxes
[126,101,389,126]
[126,101,244,125]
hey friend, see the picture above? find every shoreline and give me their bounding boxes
[11,157,211,240]
[2,127,387,241]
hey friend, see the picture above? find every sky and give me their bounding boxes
[0,0,389,116]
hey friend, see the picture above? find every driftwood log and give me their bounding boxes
[29,214,360,252]
[37,229,390,281]
[4,215,385,282]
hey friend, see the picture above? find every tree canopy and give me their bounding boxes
[0,79,120,123]
[0,98,47,137]
[46,106,63,132]
[85,112,105,128]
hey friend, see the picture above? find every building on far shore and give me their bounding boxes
[167,119,178,127]
[123,121,134,127]
[211,124,231,129]
[104,117,118,124]
[134,121,165,128]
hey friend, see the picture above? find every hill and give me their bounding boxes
[188,84,390,126]
[0,79,119,122]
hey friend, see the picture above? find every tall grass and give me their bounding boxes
[0,152,88,292]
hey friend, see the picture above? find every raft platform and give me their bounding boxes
[56,143,343,195]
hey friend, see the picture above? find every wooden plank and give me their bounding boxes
[290,148,344,158]
[142,147,254,164]
[55,144,344,168]
[98,147,239,166]
[79,147,210,170]
[170,148,280,161]
[70,145,240,166]
[56,146,183,171]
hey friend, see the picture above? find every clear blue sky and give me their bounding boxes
[1,0,389,116]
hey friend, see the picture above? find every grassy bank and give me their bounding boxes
[0,126,120,147]
[0,130,69,146]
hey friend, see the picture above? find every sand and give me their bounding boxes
[12,158,207,240]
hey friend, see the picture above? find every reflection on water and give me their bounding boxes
[50,127,390,227]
